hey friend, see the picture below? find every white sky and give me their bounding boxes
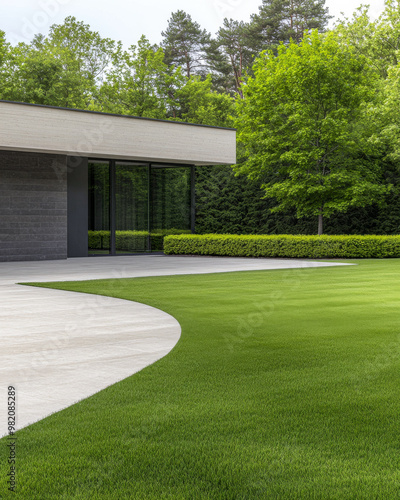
[2,0,386,47]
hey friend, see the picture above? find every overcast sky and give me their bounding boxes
[2,0,386,47]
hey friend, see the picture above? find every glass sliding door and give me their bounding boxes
[150,166,192,250]
[88,160,193,255]
[115,162,149,253]
[88,162,110,255]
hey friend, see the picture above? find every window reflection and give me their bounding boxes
[88,161,192,255]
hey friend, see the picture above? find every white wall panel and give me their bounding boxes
[0,101,236,165]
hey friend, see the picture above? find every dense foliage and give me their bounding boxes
[235,30,389,234]
[164,233,400,258]
[88,229,191,252]
[1,1,400,235]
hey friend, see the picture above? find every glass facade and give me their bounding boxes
[88,162,110,255]
[88,160,193,255]
[151,166,191,232]
[115,162,149,253]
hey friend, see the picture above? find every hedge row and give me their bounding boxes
[163,234,400,259]
[89,229,190,252]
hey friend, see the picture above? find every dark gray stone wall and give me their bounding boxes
[0,150,68,262]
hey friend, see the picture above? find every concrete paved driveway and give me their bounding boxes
[0,255,351,436]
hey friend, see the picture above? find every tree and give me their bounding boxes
[0,31,8,77]
[99,36,183,119]
[374,63,400,163]
[235,30,388,234]
[202,37,233,94]
[11,16,121,109]
[173,74,235,127]
[47,16,120,87]
[215,19,257,97]
[250,0,332,50]
[0,30,14,100]
[337,1,400,79]
[10,41,65,106]
[161,10,211,78]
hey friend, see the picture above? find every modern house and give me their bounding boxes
[0,100,236,262]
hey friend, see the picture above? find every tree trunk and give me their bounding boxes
[318,212,323,235]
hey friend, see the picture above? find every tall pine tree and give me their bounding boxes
[161,10,211,78]
[250,0,332,50]
[215,19,258,97]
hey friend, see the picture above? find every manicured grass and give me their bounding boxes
[2,260,400,498]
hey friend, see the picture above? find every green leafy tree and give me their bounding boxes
[11,16,121,108]
[235,30,388,234]
[334,0,400,235]
[161,10,211,78]
[0,30,14,100]
[374,63,400,163]
[337,1,400,79]
[173,74,235,127]
[0,30,7,64]
[10,40,65,105]
[47,16,120,87]
[99,36,183,118]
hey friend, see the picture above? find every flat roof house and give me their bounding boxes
[0,101,236,262]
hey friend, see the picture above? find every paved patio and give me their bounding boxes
[0,255,351,436]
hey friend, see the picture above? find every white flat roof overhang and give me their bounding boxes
[0,101,236,166]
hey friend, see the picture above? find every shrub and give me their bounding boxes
[163,234,400,259]
[88,230,110,250]
[88,229,191,252]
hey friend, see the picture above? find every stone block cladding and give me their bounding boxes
[0,151,67,261]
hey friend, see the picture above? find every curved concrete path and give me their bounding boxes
[0,285,180,437]
[0,255,351,436]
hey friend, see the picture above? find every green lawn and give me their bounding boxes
[2,260,400,499]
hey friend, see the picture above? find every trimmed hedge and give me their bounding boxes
[88,229,191,252]
[163,234,400,259]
